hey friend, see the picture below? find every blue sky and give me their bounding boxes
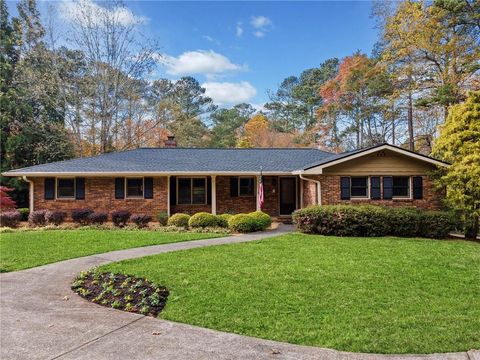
[9,0,379,108]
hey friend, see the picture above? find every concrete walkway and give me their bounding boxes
[0,225,477,360]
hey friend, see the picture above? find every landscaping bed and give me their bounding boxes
[72,270,169,317]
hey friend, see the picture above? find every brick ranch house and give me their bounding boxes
[2,142,449,219]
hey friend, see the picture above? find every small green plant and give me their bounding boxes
[124,294,134,302]
[111,300,121,309]
[157,211,169,226]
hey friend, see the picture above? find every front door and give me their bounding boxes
[279,177,296,215]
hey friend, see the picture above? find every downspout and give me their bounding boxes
[299,173,322,206]
[22,176,34,212]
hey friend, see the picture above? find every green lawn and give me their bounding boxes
[0,230,224,272]
[101,233,480,354]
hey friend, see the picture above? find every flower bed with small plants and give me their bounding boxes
[72,270,169,317]
[0,208,273,234]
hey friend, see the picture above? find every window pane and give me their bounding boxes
[178,178,191,204]
[239,177,254,196]
[192,178,206,204]
[58,179,75,198]
[351,177,367,197]
[393,176,409,197]
[127,178,143,197]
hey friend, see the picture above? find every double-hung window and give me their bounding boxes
[392,176,410,198]
[126,178,143,198]
[350,177,368,198]
[57,178,75,199]
[239,177,255,197]
[178,178,207,204]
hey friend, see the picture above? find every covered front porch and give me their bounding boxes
[167,175,305,218]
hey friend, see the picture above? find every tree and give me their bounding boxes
[209,103,255,147]
[0,186,16,209]
[432,91,480,239]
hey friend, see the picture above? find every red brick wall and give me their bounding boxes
[32,177,168,218]
[302,178,318,207]
[319,175,441,210]
[215,176,279,217]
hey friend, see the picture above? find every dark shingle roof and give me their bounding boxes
[3,148,337,174]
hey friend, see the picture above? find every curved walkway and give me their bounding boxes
[0,225,477,360]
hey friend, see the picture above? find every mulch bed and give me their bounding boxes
[72,270,169,317]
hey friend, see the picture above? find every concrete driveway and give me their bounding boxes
[0,226,477,360]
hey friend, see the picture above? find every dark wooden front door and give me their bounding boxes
[279,177,296,215]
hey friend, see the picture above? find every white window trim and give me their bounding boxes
[125,177,145,199]
[177,176,208,205]
[56,177,76,200]
[350,176,370,200]
[238,176,256,197]
[392,176,412,200]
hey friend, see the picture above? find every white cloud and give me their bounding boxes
[158,50,245,76]
[250,16,271,29]
[249,16,272,37]
[236,22,243,37]
[59,0,148,26]
[202,81,257,105]
[203,35,220,45]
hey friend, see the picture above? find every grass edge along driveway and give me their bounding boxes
[101,233,480,354]
[0,230,225,272]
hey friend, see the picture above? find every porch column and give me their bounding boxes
[256,175,261,211]
[211,175,217,215]
[300,177,304,209]
[167,175,171,216]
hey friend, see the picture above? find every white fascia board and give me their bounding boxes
[2,171,293,177]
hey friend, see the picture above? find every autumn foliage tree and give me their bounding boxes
[0,186,16,210]
[237,114,299,148]
[432,91,480,239]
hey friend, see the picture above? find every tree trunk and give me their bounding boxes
[465,215,479,240]
[407,90,414,151]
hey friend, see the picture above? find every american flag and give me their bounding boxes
[258,169,264,209]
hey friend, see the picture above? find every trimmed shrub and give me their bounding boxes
[72,208,94,225]
[28,210,47,226]
[18,208,30,221]
[188,212,219,228]
[293,205,457,239]
[130,213,152,228]
[45,210,67,225]
[167,213,190,227]
[249,211,272,231]
[111,210,131,227]
[88,212,108,225]
[228,214,258,233]
[215,214,230,228]
[0,211,21,227]
[157,211,169,226]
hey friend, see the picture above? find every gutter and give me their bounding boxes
[297,172,321,206]
[22,176,34,212]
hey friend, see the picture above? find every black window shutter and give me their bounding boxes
[115,178,125,199]
[340,177,351,200]
[144,177,153,199]
[230,177,239,197]
[383,176,393,199]
[207,177,212,205]
[170,176,177,205]
[44,178,55,200]
[370,177,381,200]
[75,178,85,200]
[413,176,423,199]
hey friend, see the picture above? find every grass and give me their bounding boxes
[100,233,480,354]
[0,230,224,272]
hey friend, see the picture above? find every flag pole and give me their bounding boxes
[258,166,264,210]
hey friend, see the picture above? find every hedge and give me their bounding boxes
[130,213,152,228]
[292,205,458,239]
[111,210,131,227]
[45,210,67,225]
[0,211,21,228]
[228,214,258,233]
[250,211,272,231]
